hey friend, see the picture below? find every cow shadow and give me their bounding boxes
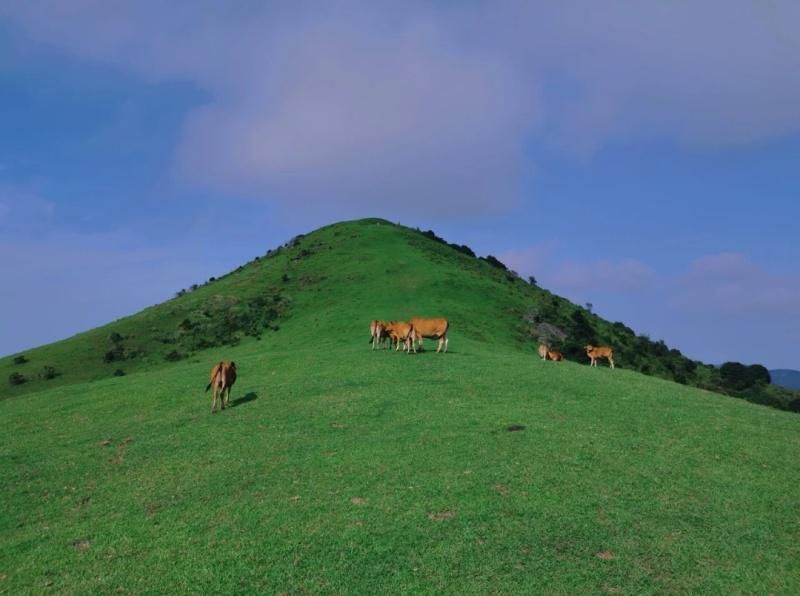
[229,392,259,408]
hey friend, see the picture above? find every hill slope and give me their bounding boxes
[3,218,797,412]
[2,218,800,592]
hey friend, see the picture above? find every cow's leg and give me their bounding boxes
[436,336,442,353]
[211,386,218,413]
[444,334,449,352]
[609,356,615,369]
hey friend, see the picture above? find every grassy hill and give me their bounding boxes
[2,218,799,593]
[4,219,796,412]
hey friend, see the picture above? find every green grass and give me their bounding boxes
[3,340,799,593]
[2,219,799,592]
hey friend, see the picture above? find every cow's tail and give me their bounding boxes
[206,362,224,391]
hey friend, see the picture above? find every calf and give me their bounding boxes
[369,320,391,350]
[538,343,549,360]
[383,321,416,353]
[547,350,564,362]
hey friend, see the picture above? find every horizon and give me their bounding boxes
[2,2,799,369]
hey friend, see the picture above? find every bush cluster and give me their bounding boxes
[9,372,26,385]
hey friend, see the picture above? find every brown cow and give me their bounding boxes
[585,345,614,369]
[538,343,549,360]
[547,350,564,362]
[205,361,237,412]
[383,321,416,353]
[369,320,391,350]
[410,317,449,353]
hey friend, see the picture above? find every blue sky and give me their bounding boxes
[1,1,799,369]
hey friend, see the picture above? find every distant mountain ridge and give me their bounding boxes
[770,369,800,390]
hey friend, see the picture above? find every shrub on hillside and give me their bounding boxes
[113,369,126,377]
[104,345,125,363]
[452,244,476,258]
[481,255,508,270]
[9,372,26,385]
[720,362,771,393]
[13,355,28,365]
[164,350,183,362]
[41,366,60,380]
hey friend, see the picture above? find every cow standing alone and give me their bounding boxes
[206,361,237,412]
[585,345,614,369]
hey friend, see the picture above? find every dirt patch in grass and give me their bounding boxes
[146,502,161,516]
[495,484,510,496]
[110,436,134,465]
[596,550,616,561]
[350,497,367,506]
[73,540,91,552]
[427,510,456,521]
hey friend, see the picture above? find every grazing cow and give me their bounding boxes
[538,343,549,360]
[547,350,564,362]
[205,361,237,412]
[383,321,416,353]
[410,317,449,353]
[585,345,614,369]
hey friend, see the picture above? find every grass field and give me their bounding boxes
[2,219,799,593]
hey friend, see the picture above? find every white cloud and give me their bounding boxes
[4,1,800,216]
[550,259,656,291]
[676,252,800,317]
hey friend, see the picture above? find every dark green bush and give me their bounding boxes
[164,350,183,362]
[481,255,508,270]
[13,355,28,365]
[41,366,60,380]
[9,372,26,385]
